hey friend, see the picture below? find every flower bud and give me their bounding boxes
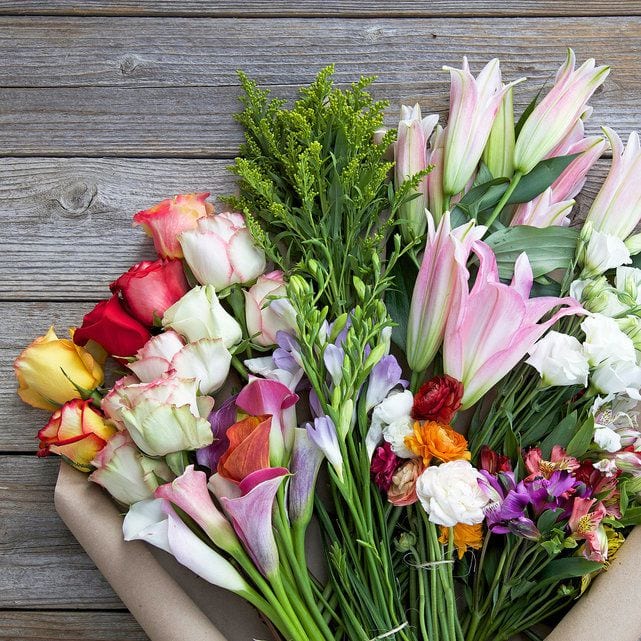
[482,85,515,179]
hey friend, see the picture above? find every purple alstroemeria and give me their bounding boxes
[527,470,578,517]
[220,467,288,578]
[365,355,407,412]
[288,428,324,526]
[196,395,237,471]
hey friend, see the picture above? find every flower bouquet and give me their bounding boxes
[14,50,641,641]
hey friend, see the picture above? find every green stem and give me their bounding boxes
[231,355,249,380]
[484,171,523,229]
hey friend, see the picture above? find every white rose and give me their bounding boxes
[582,229,631,277]
[415,460,490,527]
[593,427,622,453]
[366,390,414,460]
[526,331,589,387]
[382,416,415,458]
[582,314,637,367]
[162,285,242,348]
[591,358,641,395]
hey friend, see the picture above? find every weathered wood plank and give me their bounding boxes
[1,0,640,17]
[0,455,123,607]
[0,157,610,303]
[0,16,639,89]
[0,611,148,641]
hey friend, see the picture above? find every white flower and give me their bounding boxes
[593,427,622,453]
[615,266,641,304]
[170,338,232,395]
[582,314,637,367]
[162,285,242,348]
[582,229,631,277]
[526,331,589,387]
[415,460,490,527]
[366,390,414,460]
[593,458,619,476]
[382,416,415,458]
[591,358,641,395]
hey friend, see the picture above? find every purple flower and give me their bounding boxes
[365,355,406,412]
[196,395,237,470]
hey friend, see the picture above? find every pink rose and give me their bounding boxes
[388,459,424,507]
[111,259,189,326]
[133,192,213,258]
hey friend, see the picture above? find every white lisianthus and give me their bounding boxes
[581,229,631,277]
[163,285,242,348]
[593,427,622,453]
[415,460,490,527]
[571,277,628,317]
[382,416,415,458]
[582,314,637,366]
[615,266,641,304]
[526,331,589,387]
[591,358,641,395]
[366,390,414,460]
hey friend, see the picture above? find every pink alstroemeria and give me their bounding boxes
[443,243,584,408]
[442,58,523,196]
[514,50,609,174]
[220,467,288,578]
[568,497,608,562]
[236,378,299,464]
[394,104,439,238]
[406,211,486,373]
[586,128,641,240]
[510,188,575,228]
[155,465,237,552]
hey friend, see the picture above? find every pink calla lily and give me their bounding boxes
[443,242,584,408]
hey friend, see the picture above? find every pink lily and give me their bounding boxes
[155,465,237,552]
[426,124,446,222]
[443,58,523,196]
[586,128,641,240]
[510,188,575,228]
[220,467,288,578]
[514,50,609,174]
[406,211,486,373]
[443,242,584,408]
[236,377,299,464]
[568,497,608,562]
[394,104,439,238]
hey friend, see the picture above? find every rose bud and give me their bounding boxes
[179,212,266,290]
[89,432,173,505]
[110,259,189,326]
[14,326,104,411]
[133,192,213,259]
[74,295,151,358]
[388,458,424,507]
[244,271,297,347]
[37,399,116,471]
[412,375,464,424]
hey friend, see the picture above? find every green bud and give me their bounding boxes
[363,341,388,373]
[482,86,515,179]
[338,399,354,439]
[395,532,417,553]
[353,276,366,302]
[329,312,349,344]
[617,316,641,351]
[625,233,641,256]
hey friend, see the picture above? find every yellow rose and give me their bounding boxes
[14,326,104,411]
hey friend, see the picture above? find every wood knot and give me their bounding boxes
[56,180,97,217]
[119,54,143,76]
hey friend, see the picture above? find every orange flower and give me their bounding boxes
[439,523,484,559]
[388,458,425,507]
[404,420,470,466]
[217,415,271,483]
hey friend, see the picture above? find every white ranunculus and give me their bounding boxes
[591,358,641,395]
[593,426,622,453]
[365,390,414,460]
[162,285,242,348]
[581,314,637,367]
[415,460,490,527]
[382,416,415,458]
[582,229,631,277]
[526,331,589,387]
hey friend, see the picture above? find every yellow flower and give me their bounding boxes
[405,420,471,466]
[14,326,104,411]
[439,523,484,559]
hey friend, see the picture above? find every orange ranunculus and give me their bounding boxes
[37,399,116,471]
[14,326,104,411]
[217,415,271,483]
[404,420,470,466]
[439,523,484,559]
[388,458,425,507]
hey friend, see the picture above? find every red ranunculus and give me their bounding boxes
[110,258,189,326]
[412,375,463,423]
[74,295,151,357]
[371,441,401,492]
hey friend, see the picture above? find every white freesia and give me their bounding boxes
[581,314,637,366]
[163,285,242,348]
[415,460,490,527]
[366,390,414,460]
[526,331,589,387]
[581,229,631,277]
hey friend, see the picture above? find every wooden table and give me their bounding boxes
[1,2,641,639]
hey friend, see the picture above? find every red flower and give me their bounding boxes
[371,441,401,492]
[479,445,512,475]
[412,375,463,423]
[74,295,151,357]
[110,259,189,326]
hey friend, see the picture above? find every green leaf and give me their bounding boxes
[537,508,564,534]
[385,253,417,351]
[566,415,595,458]
[515,91,541,138]
[450,177,509,220]
[619,506,641,527]
[540,411,578,458]
[507,154,580,205]
[484,225,580,280]
[474,162,494,187]
[538,557,603,582]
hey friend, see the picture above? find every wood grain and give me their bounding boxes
[0,455,123,607]
[0,612,148,641]
[1,0,641,17]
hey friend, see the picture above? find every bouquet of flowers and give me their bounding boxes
[14,49,641,641]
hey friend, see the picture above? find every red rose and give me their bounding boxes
[110,259,189,326]
[74,295,151,357]
[412,375,463,423]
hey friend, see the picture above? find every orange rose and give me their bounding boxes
[439,523,484,559]
[217,415,271,483]
[404,420,470,466]
[388,459,425,507]
[37,399,116,472]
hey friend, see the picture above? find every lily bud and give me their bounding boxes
[482,86,515,179]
